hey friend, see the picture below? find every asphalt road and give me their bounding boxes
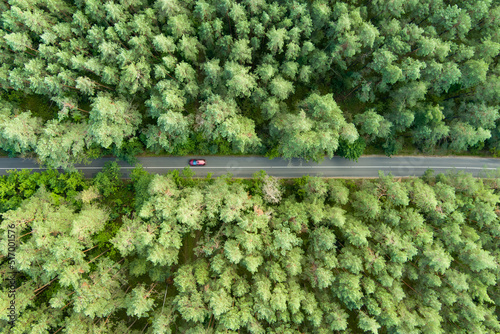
[1,156,500,179]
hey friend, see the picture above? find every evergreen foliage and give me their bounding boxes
[1,167,499,332]
[1,0,499,166]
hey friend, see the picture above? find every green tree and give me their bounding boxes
[327,180,349,205]
[409,178,438,213]
[93,161,121,197]
[230,38,253,64]
[270,93,354,161]
[266,26,288,54]
[352,190,380,219]
[378,171,410,206]
[224,61,257,98]
[354,109,392,140]
[168,14,194,40]
[359,311,381,334]
[88,93,141,149]
[0,103,41,155]
[196,95,260,153]
[261,97,280,120]
[125,285,155,318]
[336,137,366,162]
[145,111,191,153]
[269,75,294,100]
[448,121,490,152]
[458,103,499,130]
[36,120,90,169]
[461,59,488,88]
[178,35,200,63]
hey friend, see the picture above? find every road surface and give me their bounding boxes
[0,156,499,178]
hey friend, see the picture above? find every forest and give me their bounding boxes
[1,0,500,168]
[0,165,499,333]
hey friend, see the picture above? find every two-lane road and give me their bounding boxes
[1,156,500,178]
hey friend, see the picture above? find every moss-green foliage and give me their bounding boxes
[110,138,145,165]
[0,169,86,213]
[1,168,500,332]
[1,0,499,166]
[93,161,122,197]
[130,163,154,212]
[337,137,367,162]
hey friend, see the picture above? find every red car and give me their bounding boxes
[189,159,206,166]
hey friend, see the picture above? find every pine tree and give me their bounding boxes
[0,103,41,155]
[88,93,141,149]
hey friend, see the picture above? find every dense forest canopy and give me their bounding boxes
[0,0,499,167]
[0,166,500,332]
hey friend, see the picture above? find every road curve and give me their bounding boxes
[1,156,500,179]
